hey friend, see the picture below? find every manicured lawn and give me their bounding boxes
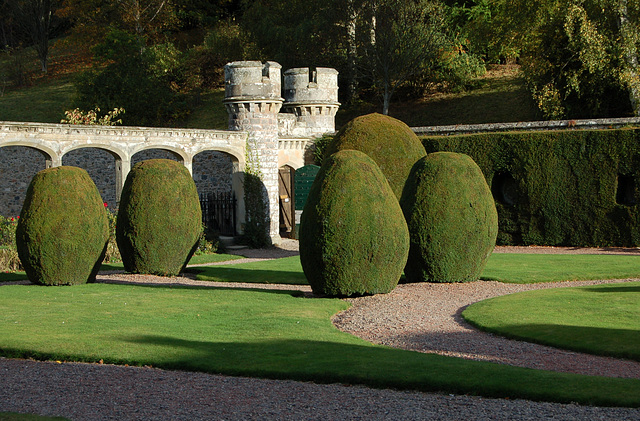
[0,253,242,283]
[191,256,306,284]
[1,283,639,407]
[482,253,640,283]
[190,253,640,285]
[462,281,640,361]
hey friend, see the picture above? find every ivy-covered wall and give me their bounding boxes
[422,129,640,247]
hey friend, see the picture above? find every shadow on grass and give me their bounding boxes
[466,323,640,362]
[190,266,308,285]
[0,271,28,282]
[580,285,640,293]
[112,334,640,408]
[96,279,308,296]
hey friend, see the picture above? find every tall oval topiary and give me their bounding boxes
[116,159,202,276]
[16,166,109,286]
[400,152,498,283]
[324,113,426,199]
[299,150,409,296]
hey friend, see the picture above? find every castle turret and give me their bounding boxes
[282,67,340,137]
[224,61,284,244]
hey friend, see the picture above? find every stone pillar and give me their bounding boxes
[115,158,131,205]
[223,61,284,245]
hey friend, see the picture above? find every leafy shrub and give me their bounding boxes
[422,128,640,247]
[400,152,498,283]
[16,166,110,285]
[74,29,190,126]
[0,216,18,247]
[300,150,409,296]
[61,107,125,126]
[103,206,121,263]
[0,216,22,272]
[116,159,202,276]
[0,247,21,272]
[325,113,426,199]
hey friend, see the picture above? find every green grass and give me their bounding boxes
[5,253,640,285]
[482,253,640,283]
[1,282,640,407]
[191,256,307,284]
[463,282,640,361]
[0,271,27,282]
[93,252,241,273]
[336,65,540,128]
[190,253,640,286]
[0,253,241,282]
[0,75,75,123]
[180,89,228,130]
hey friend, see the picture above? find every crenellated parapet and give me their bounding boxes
[281,67,340,137]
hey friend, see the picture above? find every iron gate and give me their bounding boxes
[199,192,237,236]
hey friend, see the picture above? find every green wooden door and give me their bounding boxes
[294,165,320,210]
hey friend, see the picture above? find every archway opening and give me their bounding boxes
[132,149,181,166]
[616,174,638,206]
[492,172,519,206]
[62,148,117,209]
[193,150,237,237]
[0,146,49,217]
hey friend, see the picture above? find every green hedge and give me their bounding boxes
[422,128,640,247]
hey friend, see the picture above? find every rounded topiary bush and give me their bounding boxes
[16,166,109,286]
[324,113,426,199]
[116,159,202,276]
[400,152,498,283]
[299,150,409,296]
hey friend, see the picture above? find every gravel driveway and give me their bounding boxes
[1,243,639,420]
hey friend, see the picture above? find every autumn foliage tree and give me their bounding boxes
[493,0,640,118]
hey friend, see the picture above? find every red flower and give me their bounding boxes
[104,202,108,207]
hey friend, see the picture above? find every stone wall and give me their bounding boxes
[412,116,640,136]
[0,147,233,216]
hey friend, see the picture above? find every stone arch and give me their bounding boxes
[193,148,245,236]
[61,147,121,209]
[131,147,186,166]
[0,142,57,167]
[0,145,51,216]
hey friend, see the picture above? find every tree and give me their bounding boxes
[358,0,450,115]
[493,0,640,118]
[74,29,188,126]
[58,0,178,46]
[7,0,63,73]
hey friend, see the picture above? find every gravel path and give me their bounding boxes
[1,242,640,420]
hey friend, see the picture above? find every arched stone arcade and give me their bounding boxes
[0,122,248,230]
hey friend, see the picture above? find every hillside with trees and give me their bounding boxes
[1,0,638,127]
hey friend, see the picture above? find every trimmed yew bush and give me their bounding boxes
[324,113,426,199]
[16,166,109,285]
[400,152,498,283]
[116,159,201,276]
[299,150,409,296]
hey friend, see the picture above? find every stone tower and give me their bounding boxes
[282,67,340,137]
[223,61,284,244]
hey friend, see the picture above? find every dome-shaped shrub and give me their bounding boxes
[116,159,201,276]
[299,150,409,296]
[400,152,498,283]
[324,113,426,199]
[16,166,109,285]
